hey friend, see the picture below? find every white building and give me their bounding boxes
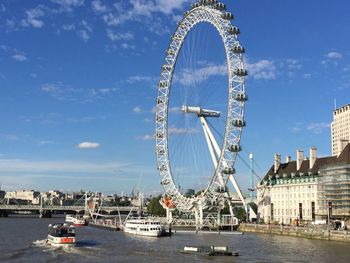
[258,144,350,225]
[258,148,320,225]
[5,190,40,205]
[332,104,350,156]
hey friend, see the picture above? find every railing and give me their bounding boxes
[0,204,139,212]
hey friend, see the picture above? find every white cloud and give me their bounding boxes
[133,106,142,113]
[168,127,198,135]
[77,141,100,149]
[62,24,75,31]
[51,0,85,11]
[92,0,108,13]
[41,83,60,92]
[246,60,276,80]
[326,51,342,60]
[21,6,45,28]
[77,20,93,41]
[127,75,154,83]
[307,122,331,134]
[12,53,27,62]
[78,30,90,41]
[107,29,134,42]
[137,134,153,141]
[175,63,226,86]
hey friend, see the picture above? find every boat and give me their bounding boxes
[181,246,239,256]
[65,214,87,226]
[123,217,166,237]
[47,223,76,246]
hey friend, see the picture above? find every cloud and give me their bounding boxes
[77,141,100,149]
[136,134,153,141]
[51,0,85,12]
[106,29,134,42]
[92,0,108,13]
[62,24,75,31]
[77,20,93,41]
[127,75,155,83]
[307,122,331,134]
[12,53,27,62]
[133,106,142,113]
[168,127,199,135]
[21,6,45,28]
[38,140,54,145]
[175,63,226,86]
[326,51,342,60]
[246,60,276,80]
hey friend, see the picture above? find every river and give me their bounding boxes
[0,216,349,263]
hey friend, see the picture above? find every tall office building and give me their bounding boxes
[331,104,350,156]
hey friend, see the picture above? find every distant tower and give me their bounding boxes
[249,153,254,200]
[332,104,350,156]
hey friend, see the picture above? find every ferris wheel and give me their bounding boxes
[155,0,248,223]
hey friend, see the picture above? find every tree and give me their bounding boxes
[147,196,166,216]
[233,207,246,222]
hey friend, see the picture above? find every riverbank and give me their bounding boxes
[239,223,350,243]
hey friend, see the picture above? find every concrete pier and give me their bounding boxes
[239,223,350,243]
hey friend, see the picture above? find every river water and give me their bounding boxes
[0,216,349,263]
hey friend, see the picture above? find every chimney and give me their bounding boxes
[274,154,281,173]
[310,147,317,169]
[337,139,349,156]
[296,149,304,171]
[285,156,291,163]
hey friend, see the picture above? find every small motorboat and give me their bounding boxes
[47,223,76,246]
[65,214,87,226]
[181,246,239,256]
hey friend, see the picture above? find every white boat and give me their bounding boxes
[47,223,76,246]
[65,215,87,226]
[123,217,165,237]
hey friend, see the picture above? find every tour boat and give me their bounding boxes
[123,217,165,237]
[47,223,76,246]
[65,214,87,226]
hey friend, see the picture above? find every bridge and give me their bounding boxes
[0,204,142,217]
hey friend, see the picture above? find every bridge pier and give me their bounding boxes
[0,210,9,217]
[39,210,52,218]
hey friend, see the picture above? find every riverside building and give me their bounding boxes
[332,104,350,156]
[257,144,350,225]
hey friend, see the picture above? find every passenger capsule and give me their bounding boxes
[232,45,245,54]
[221,12,234,20]
[234,69,248,77]
[235,92,248,102]
[158,165,167,171]
[156,115,164,122]
[166,49,175,56]
[222,167,236,175]
[214,3,226,11]
[228,144,242,152]
[162,65,172,72]
[228,26,240,35]
[157,98,164,104]
[159,80,168,88]
[191,2,201,9]
[232,118,246,127]
[156,132,164,139]
[215,186,228,193]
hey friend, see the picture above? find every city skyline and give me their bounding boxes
[0,0,350,194]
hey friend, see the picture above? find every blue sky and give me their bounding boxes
[0,0,349,195]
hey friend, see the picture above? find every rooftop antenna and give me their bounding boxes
[334,99,337,110]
